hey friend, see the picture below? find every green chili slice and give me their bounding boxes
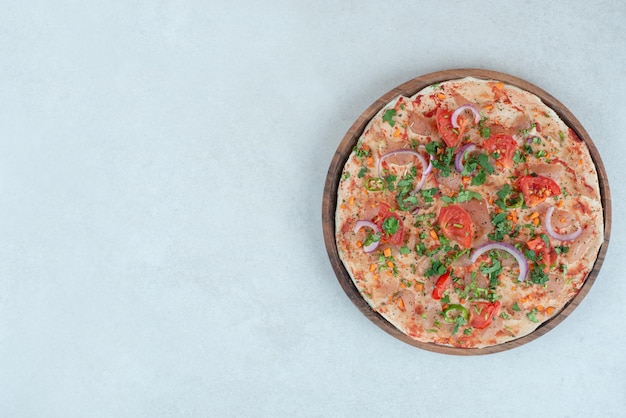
[442,304,469,323]
[364,177,384,192]
[505,192,524,209]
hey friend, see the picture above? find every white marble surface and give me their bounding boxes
[1,1,625,416]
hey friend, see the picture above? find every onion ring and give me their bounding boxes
[454,143,477,174]
[353,220,380,253]
[544,206,582,241]
[451,104,481,129]
[378,149,432,194]
[470,242,529,283]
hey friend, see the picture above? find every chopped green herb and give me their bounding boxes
[353,139,371,159]
[384,174,397,191]
[420,187,438,203]
[425,141,440,155]
[530,267,549,285]
[513,149,526,164]
[456,189,482,203]
[452,315,466,335]
[363,232,381,247]
[554,245,569,254]
[382,217,399,235]
[431,146,456,177]
[382,109,397,127]
[527,308,539,323]
[425,259,446,277]
[480,126,491,139]
[471,170,487,186]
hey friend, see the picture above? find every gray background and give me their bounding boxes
[1,0,624,416]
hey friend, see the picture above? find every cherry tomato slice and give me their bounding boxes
[483,134,518,168]
[432,269,452,300]
[526,236,554,273]
[470,301,501,329]
[435,107,460,148]
[374,203,404,245]
[438,204,474,249]
[517,175,561,207]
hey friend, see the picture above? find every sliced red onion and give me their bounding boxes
[378,149,431,193]
[544,206,582,241]
[423,152,434,176]
[378,149,427,178]
[470,242,529,283]
[454,143,477,174]
[353,220,380,253]
[451,104,481,129]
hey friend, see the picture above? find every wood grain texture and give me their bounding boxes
[322,69,611,355]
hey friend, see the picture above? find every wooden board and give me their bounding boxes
[322,69,611,355]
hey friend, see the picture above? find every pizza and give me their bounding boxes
[334,77,604,349]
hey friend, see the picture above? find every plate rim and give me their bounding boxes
[322,68,612,355]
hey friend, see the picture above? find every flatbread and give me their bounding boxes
[335,77,603,349]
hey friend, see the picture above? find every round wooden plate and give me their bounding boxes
[322,69,611,355]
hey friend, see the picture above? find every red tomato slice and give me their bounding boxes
[435,107,460,148]
[526,237,554,273]
[517,175,561,207]
[431,269,452,300]
[438,204,474,249]
[470,301,500,329]
[482,134,518,168]
[374,203,404,245]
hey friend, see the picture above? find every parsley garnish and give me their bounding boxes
[488,212,512,241]
[382,109,397,127]
[452,315,466,335]
[478,116,491,138]
[554,245,569,254]
[429,144,456,177]
[425,259,446,277]
[456,189,482,203]
[363,232,381,247]
[480,258,503,288]
[527,308,539,323]
[384,174,397,191]
[395,168,420,211]
[461,152,493,187]
[494,184,511,210]
[480,126,491,139]
[513,149,526,164]
[382,217,399,235]
[353,138,370,159]
[420,187,438,203]
[530,267,549,285]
